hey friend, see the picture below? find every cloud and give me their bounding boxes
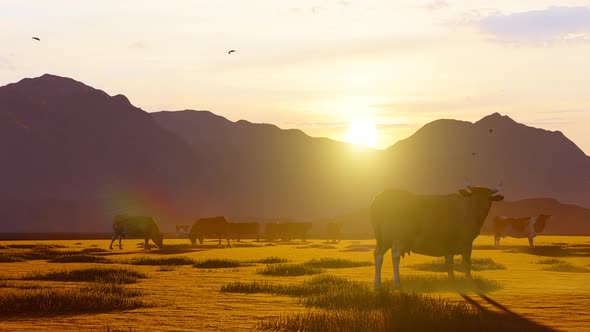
[478,6,590,42]
[129,41,146,49]
[418,0,448,11]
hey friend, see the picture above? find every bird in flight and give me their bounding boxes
[472,152,477,157]
[32,37,40,41]
[489,129,494,134]
[228,50,236,55]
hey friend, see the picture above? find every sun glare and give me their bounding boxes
[345,119,377,148]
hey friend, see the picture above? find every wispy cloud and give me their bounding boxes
[418,0,448,11]
[477,6,590,43]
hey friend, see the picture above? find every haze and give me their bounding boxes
[1,1,589,152]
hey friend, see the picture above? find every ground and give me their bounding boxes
[0,235,589,331]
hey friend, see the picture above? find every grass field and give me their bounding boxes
[0,235,588,331]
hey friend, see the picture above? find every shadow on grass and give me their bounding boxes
[475,243,590,257]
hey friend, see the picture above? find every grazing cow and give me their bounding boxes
[188,216,231,246]
[228,222,260,241]
[493,214,551,248]
[326,221,343,243]
[175,224,191,238]
[110,215,164,250]
[265,222,312,241]
[371,182,504,289]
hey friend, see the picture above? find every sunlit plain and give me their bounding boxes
[0,235,588,331]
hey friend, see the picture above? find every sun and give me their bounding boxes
[345,119,377,148]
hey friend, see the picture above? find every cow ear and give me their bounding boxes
[459,189,471,197]
[490,195,504,201]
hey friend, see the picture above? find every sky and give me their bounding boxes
[1,1,589,153]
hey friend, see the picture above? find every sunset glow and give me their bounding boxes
[345,119,378,148]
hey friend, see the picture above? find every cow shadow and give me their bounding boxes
[460,293,557,331]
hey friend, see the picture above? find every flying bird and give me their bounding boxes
[472,152,477,157]
[489,129,494,134]
[228,50,236,55]
[32,37,40,41]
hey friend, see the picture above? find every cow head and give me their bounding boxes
[534,215,551,233]
[459,180,504,202]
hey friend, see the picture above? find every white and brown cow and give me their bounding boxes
[493,214,551,248]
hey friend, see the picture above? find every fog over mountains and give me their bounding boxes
[1,74,589,233]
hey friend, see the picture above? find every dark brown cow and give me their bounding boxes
[188,216,231,246]
[110,215,164,250]
[371,182,504,289]
[228,222,260,241]
[493,214,551,248]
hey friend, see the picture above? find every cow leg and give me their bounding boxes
[118,235,123,249]
[109,235,116,250]
[373,245,386,290]
[144,238,151,250]
[529,236,535,249]
[461,251,472,281]
[444,255,455,280]
[391,243,401,289]
[494,236,500,248]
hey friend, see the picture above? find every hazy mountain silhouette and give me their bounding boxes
[384,113,590,208]
[0,74,588,233]
[152,110,385,221]
[0,74,211,230]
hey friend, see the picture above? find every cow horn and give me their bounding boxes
[491,181,503,194]
[465,178,473,190]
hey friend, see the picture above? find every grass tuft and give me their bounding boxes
[0,284,148,317]
[193,259,252,269]
[257,264,324,276]
[49,254,112,264]
[23,267,146,284]
[541,261,590,273]
[130,256,195,266]
[157,265,176,272]
[250,257,290,264]
[408,257,506,273]
[303,258,373,269]
[296,244,337,249]
[535,258,565,265]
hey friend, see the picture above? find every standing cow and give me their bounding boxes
[371,182,504,289]
[110,215,164,250]
[227,222,260,242]
[493,214,551,248]
[189,216,231,246]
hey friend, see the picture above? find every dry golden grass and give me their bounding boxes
[0,236,588,331]
[408,257,506,272]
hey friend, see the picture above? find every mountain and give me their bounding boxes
[384,113,590,208]
[0,74,210,231]
[0,74,588,234]
[152,110,385,220]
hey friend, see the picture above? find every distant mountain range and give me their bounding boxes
[1,74,589,234]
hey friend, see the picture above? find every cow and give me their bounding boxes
[493,214,551,248]
[227,222,260,242]
[371,182,504,289]
[109,215,164,250]
[265,222,312,241]
[175,224,191,238]
[188,216,231,246]
[326,221,343,243]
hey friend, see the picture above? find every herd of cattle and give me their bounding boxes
[109,182,551,290]
[110,216,340,250]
